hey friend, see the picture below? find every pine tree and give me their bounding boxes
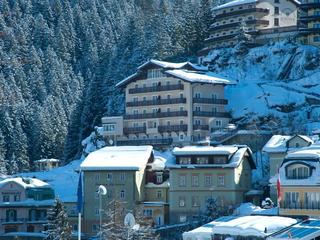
[45,199,71,240]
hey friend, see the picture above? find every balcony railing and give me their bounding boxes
[123,127,146,134]
[193,98,228,105]
[205,33,238,43]
[158,124,188,132]
[124,111,188,120]
[210,19,269,31]
[193,111,231,118]
[280,201,320,210]
[300,15,320,22]
[193,125,209,131]
[117,138,173,146]
[128,84,184,94]
[299,27,320,33]
[126,98,186,107]
[213,8,269,20]
[300,2,320,8]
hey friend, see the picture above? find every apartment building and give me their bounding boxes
[278,147,320,218]
[263,135,313,202]
[0,177,55,239]
[80,145,154,236]
[168,145,256,224]
[101,59,233,147]
[202,0,299,53]
[299,0,320,46]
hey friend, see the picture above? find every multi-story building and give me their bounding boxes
[0,177,55,238]
[279,148,320,218]
[200,0,299,56]
[263,134,313,202]
[299,0,320,46]
[101,59,233,147]
[80,145,154,236]
[168,145,256,224]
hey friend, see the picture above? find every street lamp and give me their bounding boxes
[97,185,107,240]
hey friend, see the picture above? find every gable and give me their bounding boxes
[287,135,312,148]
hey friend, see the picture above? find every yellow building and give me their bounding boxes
[200,0,299,56]
[263,134,313,202]
[80,145,154,237]
[299,0,320,46]
[169,145,256,224]
[279,147,320,218]
[101,59,233,147]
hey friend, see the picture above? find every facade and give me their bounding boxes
[80,145,154,236]
[201,0,299,56]
[263,134,313,202]
[278,148,320,218]
[168,145,256,224]
[0,177,54,238]
[299,0,320,46]
[101,59,233,147]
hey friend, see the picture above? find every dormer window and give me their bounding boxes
[147,69,164,79]
[286,163,311,179]
[179,157,191,164]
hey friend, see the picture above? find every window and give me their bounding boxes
[212,107,217,113]
[192,174,199,187]
[204,174,212,186]
[179,134,184,141]
[192,196,200,207]
[195,106,201,112]
[195,92,201,98]
[6,209,17,222]
[195,119,201,126]
[104,123,115,132]
[120,172,125,182]
[13,194,20,202]
[157,190,163,199]
[286,164,310,179]
[274,7,279,14]
[120,190,125,200]
[152,108,157,113]
[95,208,99,216]
[214,156,227,164]
[197,156,208,164]
[29,209,37,221]
[218,175,225,186]
[156,174,163,183]
[92,224,98,232]
[3,195,9,202]
[179,157,191,165]
[304,192,320,209]
[143,109,147,114]
[107,173,113,183]
[167,94,171,99]
[285,192,299,208]
[73,224,78,232]
[95,174,100,182]
[274,18,279,26]
[179,215,187,222]
[274,0,279,3]
[215,120,222,127]
[180,93,184,98]
[135,84,138,88]
[133,109,138,115]
[133,122,139,127]
[180,106,184,112]
[153,122,157,128]
[180,120,184,125]
[143,209,153,217]
[167,108,170,112]
[167,121,171,126]
[179,196,186,207]
[133,97,138,102]
[179,174,187,186]
[147,69,164,78]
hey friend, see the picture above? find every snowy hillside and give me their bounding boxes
[204,41,320,134]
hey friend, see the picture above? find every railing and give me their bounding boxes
[124,111,188,120]
[299,27,320,33]
[193,125,209,131]
[213,8,269,20]
[123,127,146,134]
[300,15,320,21]
[0,218,47,224]
[280,201,320,210]
[210,19,269,31]
[193,111,231,118]
[129,84,184,94]
[126,98,186,107]
[205,33,238,43]
[117,138,173,146]
[259,26,298,34]
[300,2,320,8]
[158,124,188,132]
[193,98,228,105]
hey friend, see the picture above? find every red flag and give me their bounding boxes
[277,169,281,203]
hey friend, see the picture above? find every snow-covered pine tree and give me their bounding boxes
[45,198,71,240]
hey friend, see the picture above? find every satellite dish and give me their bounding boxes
[98,185,107,195]
[124,213,135,228]
[108,139,114,145]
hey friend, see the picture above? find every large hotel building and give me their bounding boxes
[101,60,233,147]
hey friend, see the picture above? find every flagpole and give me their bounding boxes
[78,212,81,240]
[77,171,83,240]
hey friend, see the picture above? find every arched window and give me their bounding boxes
[286,164,310,179]
[6,209,17,222]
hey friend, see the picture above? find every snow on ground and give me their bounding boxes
[234,202,278,216]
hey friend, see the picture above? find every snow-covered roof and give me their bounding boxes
[138,59,189,70]
[150,150,175,171]
[0,177,50,189]
[183,215,297,239]
[173,145,239,156]
[81,146,153,171]
[34,158,60,163]
[234,202,278,216]
[263,135,313,153]
[212,0,257,11]
[285,148,320,159]
[165,69,233,85]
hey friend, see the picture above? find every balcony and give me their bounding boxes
[213,8,269,20]
[205,33,238,43]
[158,124,188,133]
[210,19,269,31]
[0,218,26,224]
[124,111,188,120]
[280,201,320,210]
[126,98,186,107]
[300,2,320,8]
[193,111,231,118]
[300,15,320,22]
[128,84,184,94]
[193,125,209,131]
[123,127,146,134]
[117,138,173,146]
[193,98,228,105]
[299,27,320,33]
